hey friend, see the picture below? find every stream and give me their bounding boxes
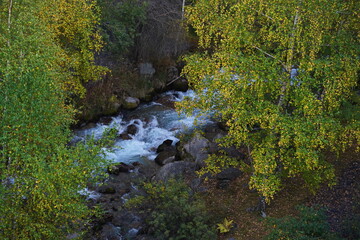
[74,90,210,165]
[73,90,217,239]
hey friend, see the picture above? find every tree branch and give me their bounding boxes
[254,46,289,73]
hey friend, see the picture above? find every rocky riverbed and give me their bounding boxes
[74,89,246,239]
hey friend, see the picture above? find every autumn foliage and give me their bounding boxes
[0,0,108,238]
[179,0,359,201]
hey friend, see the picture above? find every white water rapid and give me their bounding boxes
[74,90,211,164]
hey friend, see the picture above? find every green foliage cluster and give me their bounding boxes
[98,0,146,56]
[126,179,217,240]
[266,206,343,240]
[0,0,108,239]
[40,0,108,97]
[180,0,360,201]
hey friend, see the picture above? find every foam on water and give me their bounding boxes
[74,90,211,164]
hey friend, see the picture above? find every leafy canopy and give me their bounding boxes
[0,0,108,238]
[38,0,108,97]
[179,0,360,201]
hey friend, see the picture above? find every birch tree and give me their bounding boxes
[179,0,360,201]
[0,0,107,238]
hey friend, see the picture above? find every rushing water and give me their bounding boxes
[74,90,210,164]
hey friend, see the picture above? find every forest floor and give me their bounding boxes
[202,146,360,240]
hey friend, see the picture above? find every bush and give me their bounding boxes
[266,206,344,240]
[126,179,217,240]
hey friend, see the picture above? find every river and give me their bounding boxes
[74,90,210,164]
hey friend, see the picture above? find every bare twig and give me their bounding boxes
[166,75,182,86]
[249,6,275,22]
[254,46,288,73]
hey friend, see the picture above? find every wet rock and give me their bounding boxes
[112,211,143,236]
[99,223,122,240]
[140,93,154,102]
[132,162,141,167]
[117,163,135,173]
[123,97,140,110]
[118,133,132,140]
[156,161,197,182]
[108,165,120,175]
[156,139,174,153]
[107,163,134,175]
[155,150,177,166]
[154,95,175,109]
[99,116,113,125]
[98,185,116,194]
[169,78,189,92]
[80,122,97,130]
[104,96,122,115]
[126,124,138,135]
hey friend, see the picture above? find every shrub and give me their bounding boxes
[126,179,217,240]
[266,206,343,240]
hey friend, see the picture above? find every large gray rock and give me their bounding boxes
[156,139,174,153]
[138,159,161,179]
[183,133,210,168]
[123,97,140,110]
[155,150,177,166]
[155,161,197,182]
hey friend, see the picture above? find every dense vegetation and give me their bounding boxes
[179,0,359,201]
[266,206,343,240]
[0,0,107,238]
[0,0,358,239]
[126,179,217,240]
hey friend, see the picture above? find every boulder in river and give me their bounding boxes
[98,185,116,194]
[126,124,138,135]
[107,163,135,175]
[156,139,174,153]
[122,97,140,110]
[155,150,177,166]
[118,133,132,140]
[168,78,189,92]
